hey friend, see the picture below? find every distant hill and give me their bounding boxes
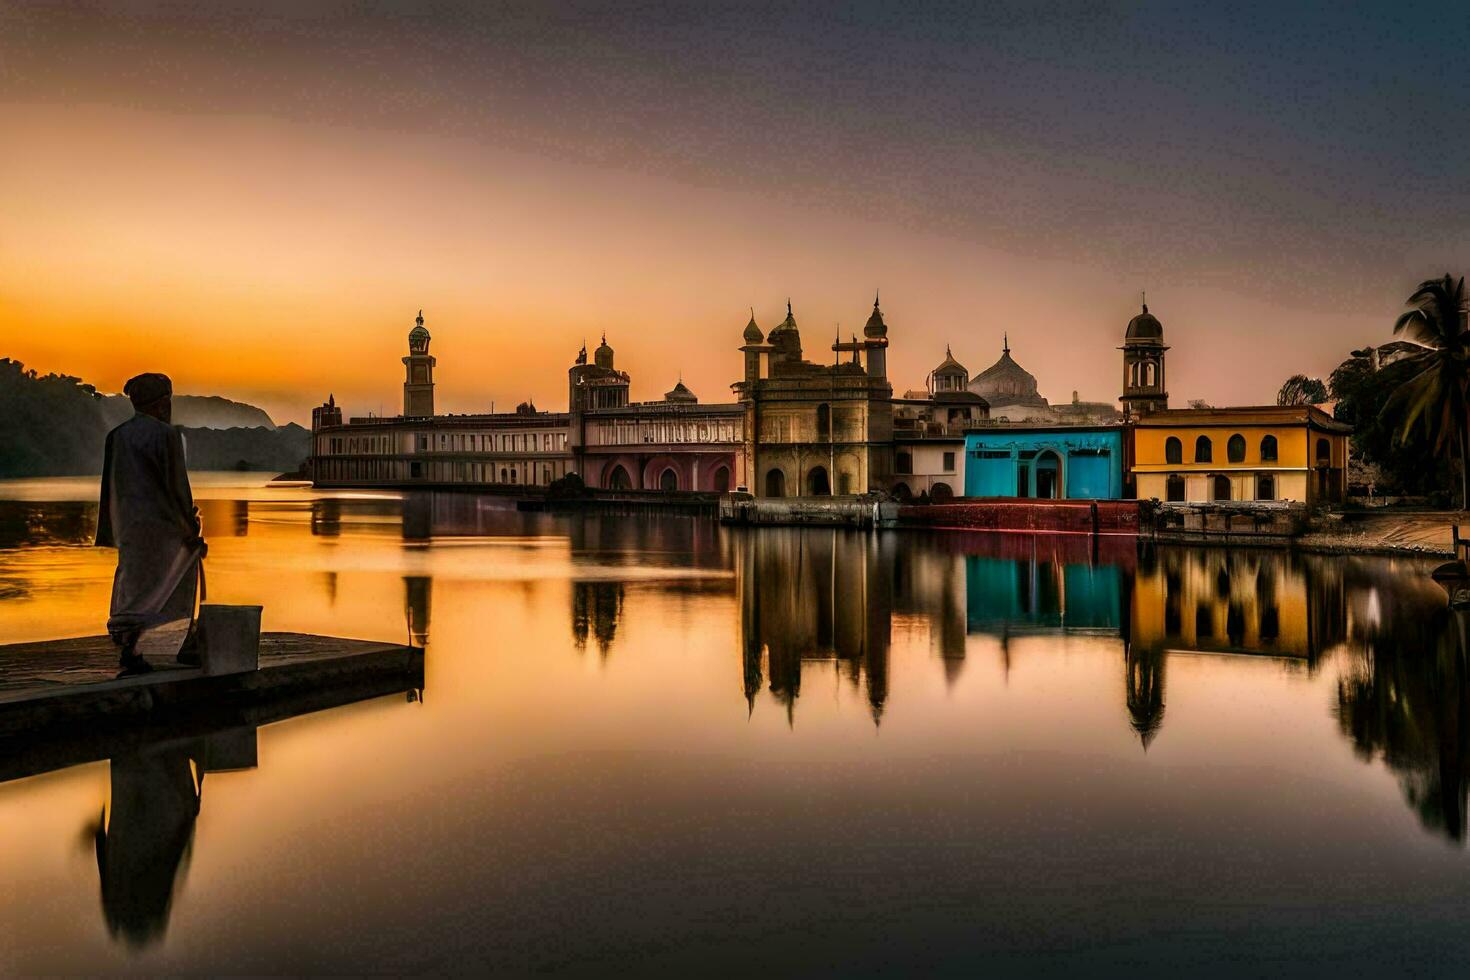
[0,358,307,478]
[101,393,276,429]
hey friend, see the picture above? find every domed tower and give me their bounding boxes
[741,310,765,383]
[863,291,889,379]
[1120,299,1169,419]
[930,345,968,393]
[402,310,436,417]
[767,301,803,370]
[594,333,615,370]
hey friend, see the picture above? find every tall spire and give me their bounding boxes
[1003,333,1010,355]
[874,289,880,309]
[787,298,792,318]
[1141,289,1148,313]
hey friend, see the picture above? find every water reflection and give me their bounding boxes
[736,530,891,724]
[92,728,248,947]
[571,581,624,658]
[405,575,432,647]
[730,529,1470,841]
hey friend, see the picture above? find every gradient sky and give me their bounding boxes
[2,1,1467,424]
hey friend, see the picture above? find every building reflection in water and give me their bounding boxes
[311,498,342,537]
[571,581,624,658]
[1335,572,1470,843]
[735,529,891,725]
[734,527,1470,842]
[405,575,432,648]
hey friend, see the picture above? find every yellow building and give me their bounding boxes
[1132,406,1350,504]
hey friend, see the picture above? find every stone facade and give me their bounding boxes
[732,298,896,497]
[312,314,740,491]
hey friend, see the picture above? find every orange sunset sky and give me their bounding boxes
[2,3,1465,425]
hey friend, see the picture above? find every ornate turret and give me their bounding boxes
[1120,297,1169,419]
[402,309,436,417]
[863,291,888,378]
[931,345,968,392]
[767,300,803,367]
[594,333,615,370]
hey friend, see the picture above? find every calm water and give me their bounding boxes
[2,475,1468,975]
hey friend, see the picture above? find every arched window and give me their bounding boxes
[932,482,954,502]
[1316,438,1331,464]
[1227,434,1246,463]
[1143,361,1156,387]
[806,466,831,496]
[1261,435,1278,462]
[1256,474,1275,500]
[1166,474,1185,502]
[607,465,632,491]
[712,466,730,492]
[500,467,509,483]
[659,468,678,492]
[892,481,912,501]
[765,468,785,498]
[1195,436,1213,463]
[1165,437,1182,465]
[1213,475,1232,501]
[838,471,854,494]
[816,403,831,441]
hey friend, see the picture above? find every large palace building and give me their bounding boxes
[308,296,1348,506]
[309,312,739,491]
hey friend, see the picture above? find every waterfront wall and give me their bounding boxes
[901,499,1143,534]
[720,496,899,528]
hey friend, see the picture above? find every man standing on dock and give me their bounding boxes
[95,373,207,675]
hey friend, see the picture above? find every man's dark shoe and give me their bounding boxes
[117,654,154,677]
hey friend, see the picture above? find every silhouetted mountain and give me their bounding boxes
[102,393,276,429]
[179,424,310,472]
[0,358,306,477]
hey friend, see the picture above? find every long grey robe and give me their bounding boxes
[95,413,205,643]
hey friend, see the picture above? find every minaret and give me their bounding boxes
[741,309,765,383]
[862,291,888,379]
[402,310,436,417]
[1120,297,1168,419]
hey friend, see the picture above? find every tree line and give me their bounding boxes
[1278,275,1467,508]
[0,359,309,478]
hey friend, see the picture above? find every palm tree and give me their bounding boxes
[1387,274,1470,509]
[1277,374,1329,406]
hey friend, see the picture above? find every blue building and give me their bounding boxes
[962,425,1125,499]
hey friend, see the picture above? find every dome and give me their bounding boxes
[594,333,615,369]
[968,337,1047,406]
[934,345,967,377]
[1125,303,1164,342]
[664,380,697,404]
[408,309,430,352]
[743,312,764,345]
[864,292,887,338]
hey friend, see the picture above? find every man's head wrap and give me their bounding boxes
[123,373,172,409]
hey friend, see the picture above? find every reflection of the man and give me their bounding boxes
[735,529,1470,840]
[92,727,256,948]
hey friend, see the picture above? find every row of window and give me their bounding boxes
[1163,434,1326,465]
[1165,473,1275,502]
[894,451,956,475]
[588,421,739,446]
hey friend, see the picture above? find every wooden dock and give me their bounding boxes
[0,632,424,784]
